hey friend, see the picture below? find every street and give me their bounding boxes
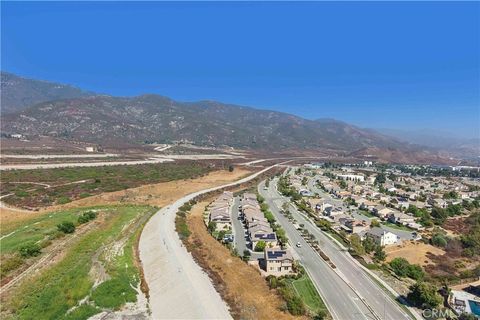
[259,178,412,320]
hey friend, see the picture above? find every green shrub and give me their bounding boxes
[1,254,24,277]
[286,295,306,315]
[57,196,71,204]
[57,221,76,234]
[407,282,442,309]
[431,233,448,247]
[390,257,410,277]
[254,241,266,252]
[78,211,97,224]
[19,243,41,258]
[15,190,29,197]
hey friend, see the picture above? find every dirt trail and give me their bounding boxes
[186,202,296,320]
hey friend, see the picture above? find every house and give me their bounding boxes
[360,200,377,211]
[429,198,447,209]
[85,146,98,152]
[366,227,399,246]
[387,211,415,225]
[208,192,234,231]
[209,208,231,230]
[299,189,313,196]
[248,224,273,237]
[251,232,277,249]
[264,247,294,276]
[343,218,369,234]
[372,205,393,219]
[407,222,425,231]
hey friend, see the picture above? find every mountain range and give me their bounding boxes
[0,72,471,163]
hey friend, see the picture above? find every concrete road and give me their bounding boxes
[139,164,282,319]
[262,178,412,320]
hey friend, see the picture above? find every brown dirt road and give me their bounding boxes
[186,200,299,320]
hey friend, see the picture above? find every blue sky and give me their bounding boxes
[2,1,479,138]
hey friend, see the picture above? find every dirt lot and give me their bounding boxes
[1,168,252,231]
[385,241,445,266]
[186,200,299,320]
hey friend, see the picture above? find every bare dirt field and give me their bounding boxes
[1,168,252,231]
[186,200,299,320]
[385,241,445,266]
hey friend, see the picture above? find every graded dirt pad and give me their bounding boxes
[385,241,445,266]
[1,168,252,231]
[186,201,298,320]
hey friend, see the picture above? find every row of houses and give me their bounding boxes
[207,191,234,232]
[239,193,278,249]
[239,193,295,277]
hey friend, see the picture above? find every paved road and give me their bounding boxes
[139,164,282,319]
[262,178,412,320]
[259,181,373,320]
[307,176,415,240]
[231,196,247,254]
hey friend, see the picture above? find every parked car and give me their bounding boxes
[296,242,302,248]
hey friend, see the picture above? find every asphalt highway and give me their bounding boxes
[259,178,412,320]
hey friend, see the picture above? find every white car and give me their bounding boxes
[296,242,302,248]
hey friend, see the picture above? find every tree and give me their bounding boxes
[254,241,266,252]
[228,164,234,172]
[242,249,251,262]
[407,264,425,280]
[431,207,448,225]
[373,245,386,262]
[350,234,365,255]
[431,233,448,247]
[370,219,380,228]
[207,221,217,233]
[301,177,308,186]
[375,173,386,185]
[19,243,41,258]
[57,221,75,234]
[316,219,331,231]
[443,191,458,199]
[407,282,442,309]
[362,237,376,254]
[390,257,410,277]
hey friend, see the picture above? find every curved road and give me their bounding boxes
[139,164,281,319]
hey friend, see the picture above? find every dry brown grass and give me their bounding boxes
[186,200,300,320]
[385,241,445,266]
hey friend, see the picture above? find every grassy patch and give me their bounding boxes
[1,208,91,251]
[381,221,413,231]
[290,275,328,314]
[359,209,375,218]
[3,205,156,320]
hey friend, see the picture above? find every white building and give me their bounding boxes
[366,227,399,246]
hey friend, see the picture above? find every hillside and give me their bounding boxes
[1,72,93,114]
[2,93,409,151]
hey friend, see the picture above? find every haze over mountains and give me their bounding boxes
[1,72,476,161]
